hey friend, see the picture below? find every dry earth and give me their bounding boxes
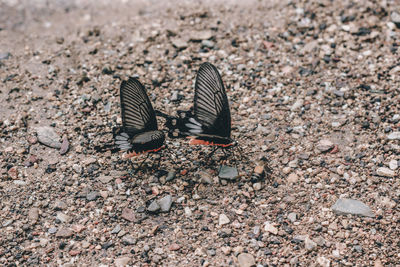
[0,0,399,266]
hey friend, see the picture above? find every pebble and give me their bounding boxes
[28,208,39,224]
[305,236,317,251]
[86,191,99,201]
[201,40,215,48]
[59,136,69,155]
[190,30,213,41]
[122,235,136,245]
[56,212,71,223]
[317,256,330,267]
[218,166,238,180]
[287,173,299,184]
[287,212,297,223]
[166,171,176,182]
[169,243,181,251]
[159,195,173,212]
[114,256,131,267]
[8,167,18,179]
[73,164,82,173]
[389,160,398,170]
[184,207,192,217]
[237,253,256,267]
[98,175,113,183]
[331,198,374,217]
[264,221,278,235]
[121,208,136,222]
[253,182,262,190]
[291,98,304,111]
[172,39,188,50]
[147,200,161,212]
[56,228,73,238]
[391,11,400,27]
[111,224,121,234]
[13,180,27,186]
[219,214,230,226]
[387,131,400,140]
[316,139,334,152]
[48,227,57,234]
[376,167,395,177]
[36,126,62,149]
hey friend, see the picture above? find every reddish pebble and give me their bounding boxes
[82,107,91,113]
[69,250,80,256]
[28,136,38,144]
[180,169,188,175]
[4,146,13,153]
[330,145,339,154]
[169,244,181,251]
[71,224,86,233]
[115,178,122,184]
[8,167,18,179]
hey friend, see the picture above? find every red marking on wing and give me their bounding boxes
[123,146,164,159]
[189,137,233,148]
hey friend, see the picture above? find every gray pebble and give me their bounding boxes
[331,198,374,217]
[111,224,121,234]
[86,191,99,201]
[147,200,161,212]
[159,195,173,212]
[218,165,238,180]
[36,126,62,149]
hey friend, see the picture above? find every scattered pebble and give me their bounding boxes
[56,228,73,238]
[218,166,238,180]
[36,126,62,149]
[148,200,161,212]
[121,208,136,222]
[219,214,230,226]
[331,198,374,217]
[114,256,131,267]
[316,139,334,152]
[376,167,395,177]
[158,195,173,212]
[237,253,256,267]
[264,221,278,235]
[387,131,400,140]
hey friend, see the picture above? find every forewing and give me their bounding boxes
[193,62,231,138]
[120,77,158,136]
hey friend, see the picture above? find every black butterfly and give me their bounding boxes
[156,62,236,160]
[114,77,165,170]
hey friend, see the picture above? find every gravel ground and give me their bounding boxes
[1,0,400,266]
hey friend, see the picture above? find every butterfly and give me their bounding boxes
[156,62,236,161]
[114,77,165,171]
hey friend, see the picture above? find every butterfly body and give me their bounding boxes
[157,62,233,149]
[114,77,165,162]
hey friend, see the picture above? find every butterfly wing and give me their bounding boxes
[189,62,231,138]
[120,77,158,136]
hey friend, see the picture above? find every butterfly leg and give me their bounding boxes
[133,154,150,174]
[205,146,219,165]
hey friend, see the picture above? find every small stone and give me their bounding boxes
[218,166,238,180]
[376,167,395,177]
[59,136,69,155]
[48,227,57,234]
[253,182,262,190]
[198,171,213,184]
[86,191,99,201]
[114,256,131,267]
[122,235,136,245]
[121,208,136,222]
[264,221,278,235]
[147,200,161,212]
[287,212,297,223]
[237,253,256,267]
[287,173,298,184]
[317,139,334,152]
[159,195,173,212]
[254,165,264,175]
[4,146,13,153]
[219,214,230,226]
[82,241,90,248]
[169,243,181,251]
[56,228,73,238]
[111,224,121,234]
[172,39,188,50]
[56,212,71,223]
[221,246,231,255]
[98,175,113,183]
[190,30,213,41]
[73,164,82,173]
[71,224,85,233]
[387,131,400,140]
[317,256,330,267]
[184,207,192,217]
[201,40,215,48]
[291,98,304,111]
[331,198,374,217]
[8,166,18,179]
[305,236,317,251]
[374,259,384,267]
[69,250,80,256]
[36,126,62,149]
[332,249,340,258]
[13,180,27,186]
[28,208,39,224]
[166,171,176,182]
[237,64,246,71]
[391,11,400,27]
[389,160,398,170]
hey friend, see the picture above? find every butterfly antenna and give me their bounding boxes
[133,154,151,175]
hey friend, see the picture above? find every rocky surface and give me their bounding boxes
[0,0,399,266]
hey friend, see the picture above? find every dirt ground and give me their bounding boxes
[1,0,399,266]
